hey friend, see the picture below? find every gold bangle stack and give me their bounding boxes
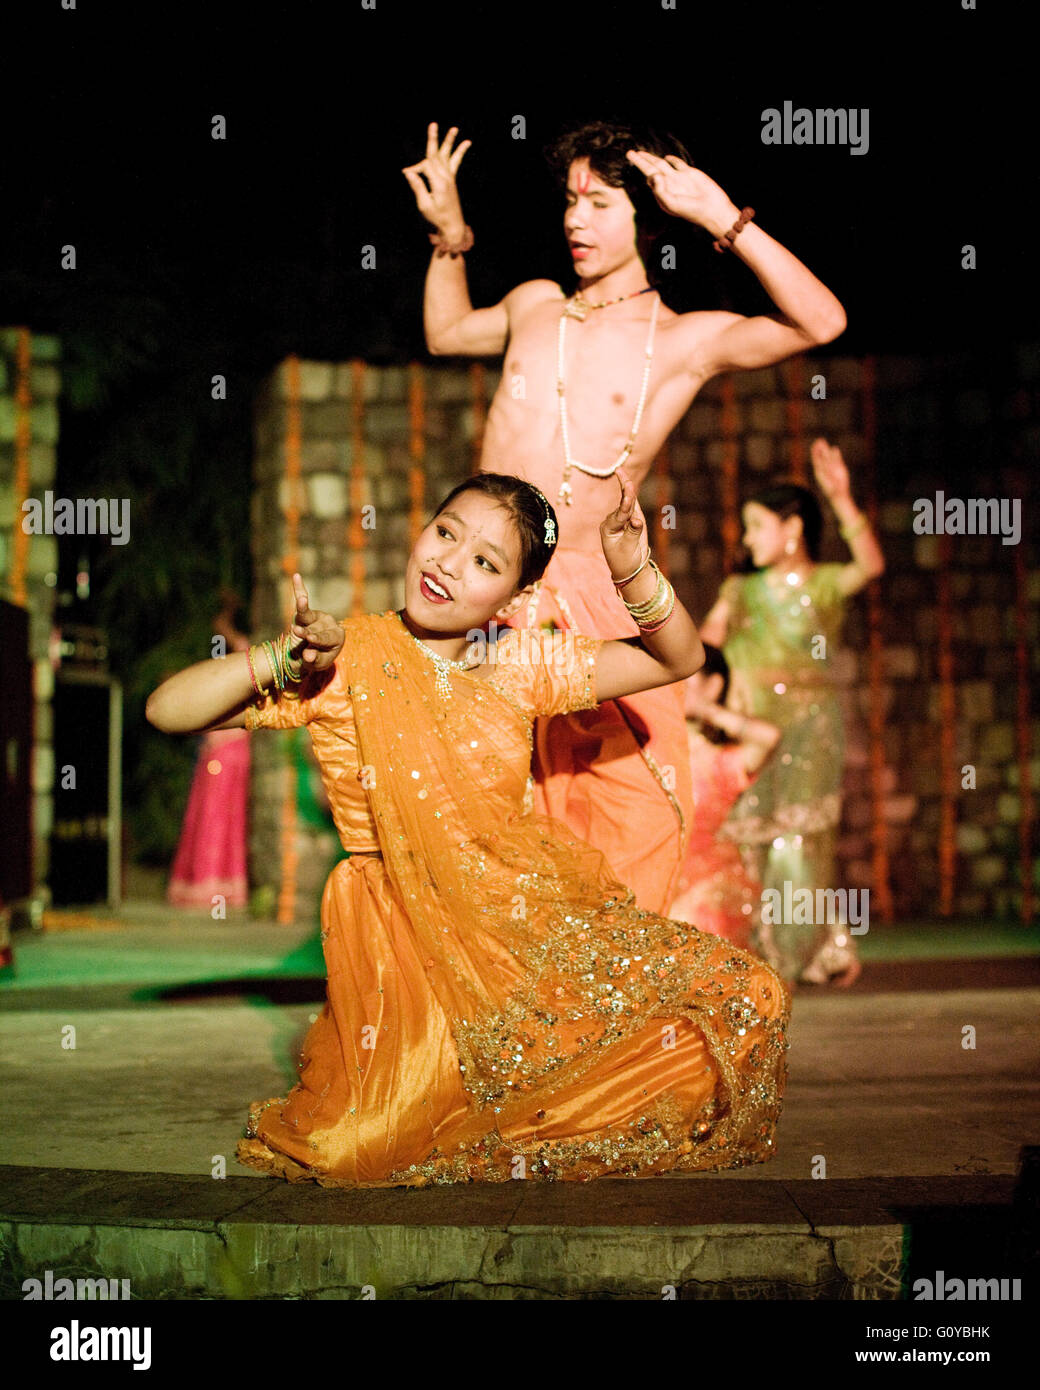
[619,559,676,633]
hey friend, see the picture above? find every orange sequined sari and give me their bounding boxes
[236,612,788,1186]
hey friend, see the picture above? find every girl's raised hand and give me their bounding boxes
[600,470,647,581]
[289,573,344,672]
[810,437,851,501]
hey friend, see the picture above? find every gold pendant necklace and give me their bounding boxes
[408,632,481,699]
[561,285,655,322]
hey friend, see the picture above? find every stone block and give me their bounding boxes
[29,401,59,444]
[880,501,912,535]
[29,442,57,488]
[1006,758,1040,789]
[823,358,864,392]
[748,398,784,433]
[308,473,349,519]
[297,361,334,401]
[686,403,721,439]
[731,366,778,398]
[34,658,54,701]
[425,368,484,405]
[913,534,940,570]
[883,646,918,679]
[307,578,352,615]
[29,364,61,399]
[959,681,994,723]
[955,824,988,854]
[26,534,58,578]
[31,334,61,363]
[301,439,350,473]
[303,401,351,439]
[882,795,917,825]
[979,722,1014,763]
[745,434,773,470]
[818,394,854,432]
[970,855,1007,888]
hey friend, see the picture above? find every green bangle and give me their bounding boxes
[840,514,867,542]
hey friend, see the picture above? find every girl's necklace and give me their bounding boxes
[406,626,482,699]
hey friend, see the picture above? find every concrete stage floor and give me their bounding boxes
[1,901,1038,1299]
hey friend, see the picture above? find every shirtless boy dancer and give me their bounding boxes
[403,120,846,913]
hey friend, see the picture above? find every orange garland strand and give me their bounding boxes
[277,356,302,925]
[349,360,367,618]
[783,357,807,484]
[719,377,740,573]
[861,356,893,922]
[1014,541,1034,922]
[8,329,32,607]
[937,530,957,916]
[408,364,426,548]
[469,362,487,475]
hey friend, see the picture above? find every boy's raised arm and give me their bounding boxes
[402,121,510,357]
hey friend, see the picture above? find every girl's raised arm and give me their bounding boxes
[592,472,705,705]
[811,438,884,596]
[146,575,343,734]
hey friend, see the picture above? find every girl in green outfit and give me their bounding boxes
[700,439,884,986]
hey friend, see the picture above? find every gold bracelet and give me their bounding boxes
[623,565,668,619]
[840,514,867,542]
[613,545,651,589]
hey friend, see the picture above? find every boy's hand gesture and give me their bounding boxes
[626,150,736,235]
[289,573,343,673]
[402,122,471,239]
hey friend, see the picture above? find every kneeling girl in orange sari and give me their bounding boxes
[147,472,789,1186]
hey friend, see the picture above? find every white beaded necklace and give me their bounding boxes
[556,291,660,506]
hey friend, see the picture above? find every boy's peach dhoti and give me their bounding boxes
[506,545,693,915]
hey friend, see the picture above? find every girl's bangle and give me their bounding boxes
[613,545,651,589]
[246,645,262,696]
[840,514,867,542]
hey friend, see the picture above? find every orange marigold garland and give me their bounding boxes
[861,356,893,921]
[719,377,740,573]
[1014,540,1034,922]
[408,364,426,548]
[349,360,367,617]
[8,328,32,606]
[937,530,957,917]
[277,355,303,924]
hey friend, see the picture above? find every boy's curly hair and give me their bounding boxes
[545,120,693,256]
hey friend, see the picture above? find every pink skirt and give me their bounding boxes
[167,729,250,908]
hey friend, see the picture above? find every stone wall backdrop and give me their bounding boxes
[249,347,1038,925]
[0,328,61,896]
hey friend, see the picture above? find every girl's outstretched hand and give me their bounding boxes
[600,470,647,581]
[289,573,344,672]
[810,437,851,501]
